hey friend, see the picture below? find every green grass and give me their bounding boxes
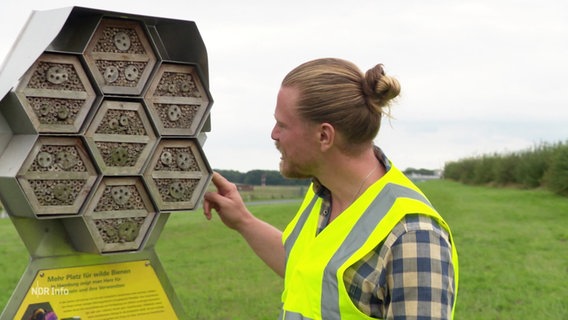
[157,203,295,319]
[419,180,568,319]
[1,181,567,319]
[0,220,28,306]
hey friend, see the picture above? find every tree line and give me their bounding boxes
[214,169,311,186]
[443,140,568,196]
[215,167,440,186]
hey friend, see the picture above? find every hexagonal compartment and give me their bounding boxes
[12,53,97,133]
[83,18,157,95]
[85,99,157,175]
[144,63,212,136]
[14,136,98,217]
[65,176,157,253]
[143,139,212,211]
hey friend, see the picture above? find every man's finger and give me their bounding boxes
[203,197,212,220]
[210,172,234,195]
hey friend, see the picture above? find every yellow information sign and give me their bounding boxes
[15,260,178,320]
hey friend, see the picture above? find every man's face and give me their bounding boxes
[271,86,319,179]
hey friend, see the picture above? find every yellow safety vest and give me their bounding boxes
[280,165,459,320]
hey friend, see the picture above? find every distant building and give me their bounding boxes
[407,170,442,183]
[236,184,254,191]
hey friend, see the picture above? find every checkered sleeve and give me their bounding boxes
[388,215,455,319]
[344,215,456,319]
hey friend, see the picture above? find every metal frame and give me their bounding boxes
[0,6,214,319]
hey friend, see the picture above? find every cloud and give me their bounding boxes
[0,0,566,172]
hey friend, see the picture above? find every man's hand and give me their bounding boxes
[203,172,250,230]
[202,172,286,277]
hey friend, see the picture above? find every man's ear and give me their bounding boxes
[319,123,335,152]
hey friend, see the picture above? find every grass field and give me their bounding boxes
[1,180,567,319]
[420,181,568,319]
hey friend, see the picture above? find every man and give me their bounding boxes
[203,58,458,319]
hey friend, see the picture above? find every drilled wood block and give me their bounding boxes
[16,137,98,216]
[83,18,157,95]
[14,53,96,133]
[143,139,212,211]
[144,63,211,136]
[85,100,157,175]
[71,177,157,253]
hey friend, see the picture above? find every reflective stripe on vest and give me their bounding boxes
[281,176,457,319]
[279,310,313,320]
[321,183,432,319]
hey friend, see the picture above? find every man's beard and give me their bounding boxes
[280,161,312,179]
[276,142,313,180]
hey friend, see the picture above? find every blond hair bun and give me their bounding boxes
[363,64,400,115]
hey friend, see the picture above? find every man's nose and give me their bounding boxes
[271,125,279,141]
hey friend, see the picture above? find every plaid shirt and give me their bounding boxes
[314,149,455,319]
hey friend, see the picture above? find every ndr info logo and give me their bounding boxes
[31,282,70,296]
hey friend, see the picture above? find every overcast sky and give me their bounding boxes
[1,0,567,172]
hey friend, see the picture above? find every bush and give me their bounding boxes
[472,155,497,184]
[443,140,568,197]
[514,144,553,188]
[492,153,519,186]
[544,143,568,196]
